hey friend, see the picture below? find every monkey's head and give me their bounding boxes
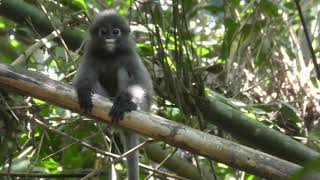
[89,10,131,53]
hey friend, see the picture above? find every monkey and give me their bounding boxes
[73,10,153,180]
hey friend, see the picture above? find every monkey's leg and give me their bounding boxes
[121,130,139,180]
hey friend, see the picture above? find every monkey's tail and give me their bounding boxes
[124,131,139,180]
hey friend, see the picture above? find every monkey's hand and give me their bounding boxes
[109,92,138,123]
[77,91,93,113]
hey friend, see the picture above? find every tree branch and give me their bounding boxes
[0,63,302,179]
[0,0,84,50]
[199,92,320,165]
[294,0,320,80]
[1,0,318,166]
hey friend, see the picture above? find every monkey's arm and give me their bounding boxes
[109,58,153,122]
[73,59,98,113]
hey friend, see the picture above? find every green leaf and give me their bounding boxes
[259,0,278,17]
[203,1,224,15]
[137,43,154,56]
[196,46,210,57]
[162,107,183,123]
[0,19,5,28]
[230,0,240,7]
[41,157,61,173]
[9,39,20,48]
[280,102,300,123]
[59,0,87,11]
[290,158,320,180]
[284,2,296,10]
[33,98,46,105]
[309,127,320,141]
[248,107,268,115]
[182,0,197,13]
[221,18,239,60]
[250,104,274,113]
[42,158,60,170]
[73,0,87,10]
[61,145,94,168]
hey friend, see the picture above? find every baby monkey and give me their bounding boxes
[73,10,153,180]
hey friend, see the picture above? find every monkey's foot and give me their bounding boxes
[109,93,137,123]
[78,92,93,113]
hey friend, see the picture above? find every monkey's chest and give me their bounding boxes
[98,74,119,97]
[96,60,130,97]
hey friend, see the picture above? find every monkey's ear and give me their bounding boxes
[89,24,97,35]
[123,25,131,34]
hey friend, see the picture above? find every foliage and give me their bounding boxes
[0,0,320,179]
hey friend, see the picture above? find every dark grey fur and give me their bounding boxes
[73,10,153,180]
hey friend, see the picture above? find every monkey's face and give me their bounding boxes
[96,26,122,52]
[89,15,131,54]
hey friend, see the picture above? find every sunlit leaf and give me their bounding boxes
[196,46,210,56]
[0,21,5,28]
[9,39,20,48]
[33,98,46,105]
[59,0,87,11]
[41,158,60,172]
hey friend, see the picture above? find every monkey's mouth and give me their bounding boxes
[105,39,116,52]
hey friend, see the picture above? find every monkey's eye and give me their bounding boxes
[112,28,121,36]
[99,28,108,36]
